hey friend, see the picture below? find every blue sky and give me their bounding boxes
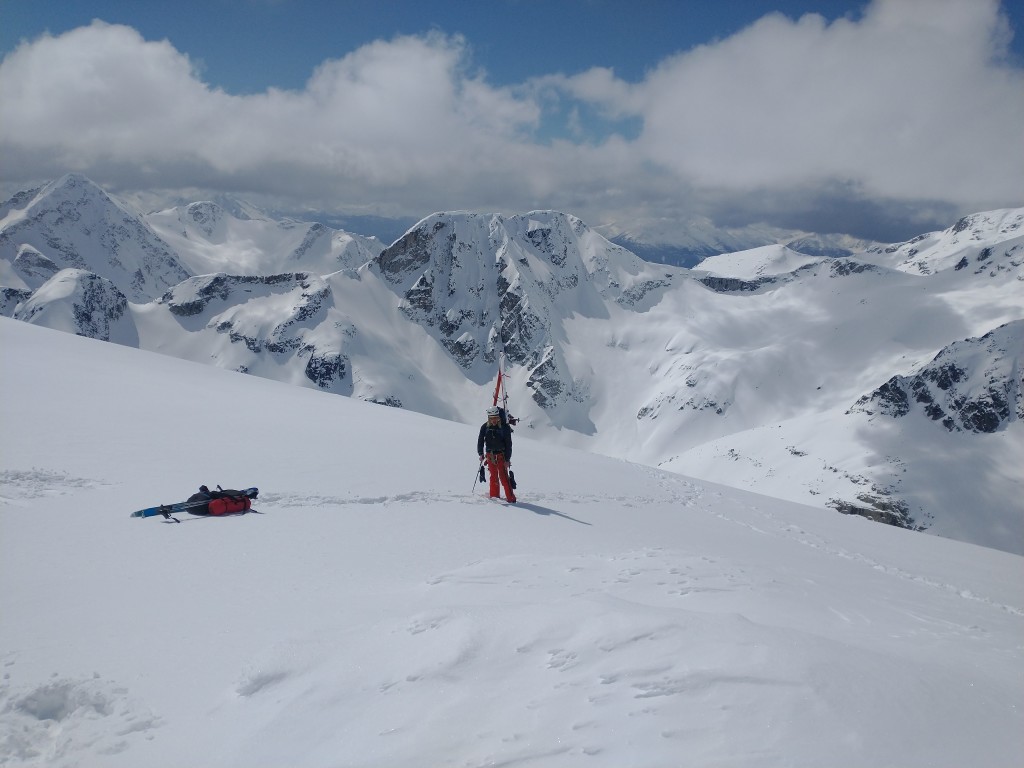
[1,0,1022,242]
[3,1,941,92]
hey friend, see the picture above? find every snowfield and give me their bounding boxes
[2,317,1022,767]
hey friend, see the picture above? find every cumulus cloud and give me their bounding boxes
[550,0,1024,235]
[0,23,541,206]
[662,0,1021,199]
[1,0,1021,241]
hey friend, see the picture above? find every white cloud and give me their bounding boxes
[0,23,209,157]
[0,23,538,199]
[555,0,1024,212]
[1,1,1021,240]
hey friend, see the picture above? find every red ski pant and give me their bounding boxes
[484,452,516,502]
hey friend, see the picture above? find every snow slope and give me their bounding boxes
[693,244,823,279]
[1,318,1022,767]
[2,177,1021,555]
[146,201,383,277]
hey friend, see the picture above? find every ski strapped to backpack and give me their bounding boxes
[130,486,259,522]
[490,354,519,430]
[485,353,519,492]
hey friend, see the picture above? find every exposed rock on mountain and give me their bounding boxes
[0,174,190,301]
[0,288,31,316]
[2,174,1021,553]
[157,272,345,387]
[370,210,676,413]
[851,321,1024,434]
[14,269,137,345]
[12,246,60,289]
[864,208,1024,276]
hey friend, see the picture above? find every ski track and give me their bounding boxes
[0,468,110,505]
[423,547,752,604]
[258,489,672,510]
[638,466,1024,619]
[746,505,1024,618]
[4,470,1017,765]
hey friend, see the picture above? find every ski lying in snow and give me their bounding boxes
[130,487,259,520]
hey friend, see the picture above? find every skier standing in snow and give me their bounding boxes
[477,406,517,503]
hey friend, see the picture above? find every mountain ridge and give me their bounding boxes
[0,174,190,302]
[1,175,1021,553]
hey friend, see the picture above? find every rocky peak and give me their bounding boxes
[13,268,137,346]
[183,201,228,239]
[0,174,190,301]
[864,207,1024,276]
[367,210,661,409]
[850,320,1023,433]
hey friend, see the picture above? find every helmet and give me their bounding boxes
[486,406,501,417]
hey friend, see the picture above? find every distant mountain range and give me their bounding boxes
[601,218,879,268]
[2,174,1021,553]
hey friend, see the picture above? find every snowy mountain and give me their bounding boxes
[0,175,383,300]
[13,269,137,346]
[2,317,1022,768]
[146,200,383,276]
[369,210,677,422]
[0,174,190,302]
[851,320,1024,434]
[1,176,1021,555]
[601,216,878,267]
[863,208,1023,276]
[660,229,1023,549]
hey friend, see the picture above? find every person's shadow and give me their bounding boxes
[513,501,591,526]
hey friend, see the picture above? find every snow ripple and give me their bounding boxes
[0,468,109,504]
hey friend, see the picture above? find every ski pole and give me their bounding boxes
[472,459,484,493]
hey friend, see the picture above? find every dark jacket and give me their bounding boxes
[478,421,513,461]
